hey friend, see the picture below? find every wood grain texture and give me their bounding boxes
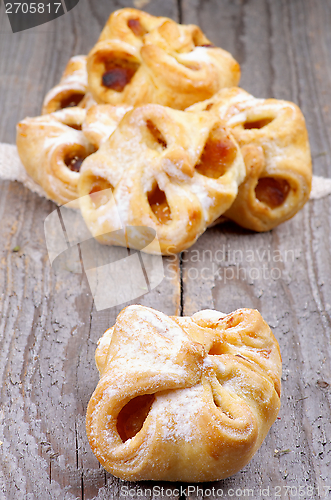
[1,0,331,499]
[0,1,180,499]
[181,0,331,498]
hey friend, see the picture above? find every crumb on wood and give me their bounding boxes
[317,380,329,389]
[274,449,291,457]
[133,0,150,8]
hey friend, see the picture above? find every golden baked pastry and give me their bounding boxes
[42,55,96,115]
[98,8,167,48]
[86,305,282,482]
[82,103,132,148]
[188,87,312,231]
[16,108,96,205]
[78,104,245,254]
[87,8,240,109]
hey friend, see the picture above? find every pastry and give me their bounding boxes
[78,104,245,254]
[16,103,132,205]
[87,8,240,109]
[82,103,132,148]
[42,55,95,115]
[97,8,167,48]
[16,108,96,205]
[86,305,282,482]
[188,87,312,231]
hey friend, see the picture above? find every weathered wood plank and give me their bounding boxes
[0,1,180,498]
[181,0,331,498]
[1,0,331,499]
[0,188,181,500]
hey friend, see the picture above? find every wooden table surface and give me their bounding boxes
[1,0,331,498]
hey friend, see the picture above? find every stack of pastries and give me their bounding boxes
[16,8,312,254]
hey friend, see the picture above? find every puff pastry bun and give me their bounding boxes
[42,56,96,115]
[16,108,96,205]
[16,104,131,205]
[86,305,282,482]
[189,87,312,231]
[78,104,245,254]
[87,8,240,109]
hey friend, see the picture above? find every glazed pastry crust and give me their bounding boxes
[78,104,245,255]
[16,108,95,205]
[87,9,240,109]
[188,87,312,231]
[86,305,282,482]
[42,56,96,115]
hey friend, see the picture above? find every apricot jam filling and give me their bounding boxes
[89,177,113,208]
[243,117,274,129]
[255,177,290,208]
[196,126,237,179]
[59,92,84,109]
[102,58,140,92]
[148,183,171,223]
[146,120,167,150]
[65,153,87,172]
[128,18,148,37]
[117,394,155,442]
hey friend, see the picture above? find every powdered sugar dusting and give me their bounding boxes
[192,309,227,322]
[127,305,186,351]
[150,385,205,442]
[227,111,247,126]
[179,47,212,64]
[101,306,192,384]
[189,180,214,215]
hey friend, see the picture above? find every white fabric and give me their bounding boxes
[0,142,330,202]
[0,143,51,201]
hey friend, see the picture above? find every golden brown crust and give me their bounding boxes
[98,8,167,47]
[78,104,245,254]
[42,56,96,115]
[86,305,281,482]
[17,103,132,205]
[16,108,96,205]
[87,9,240,109]
[188,87,312,231]
[82,103,132,148]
